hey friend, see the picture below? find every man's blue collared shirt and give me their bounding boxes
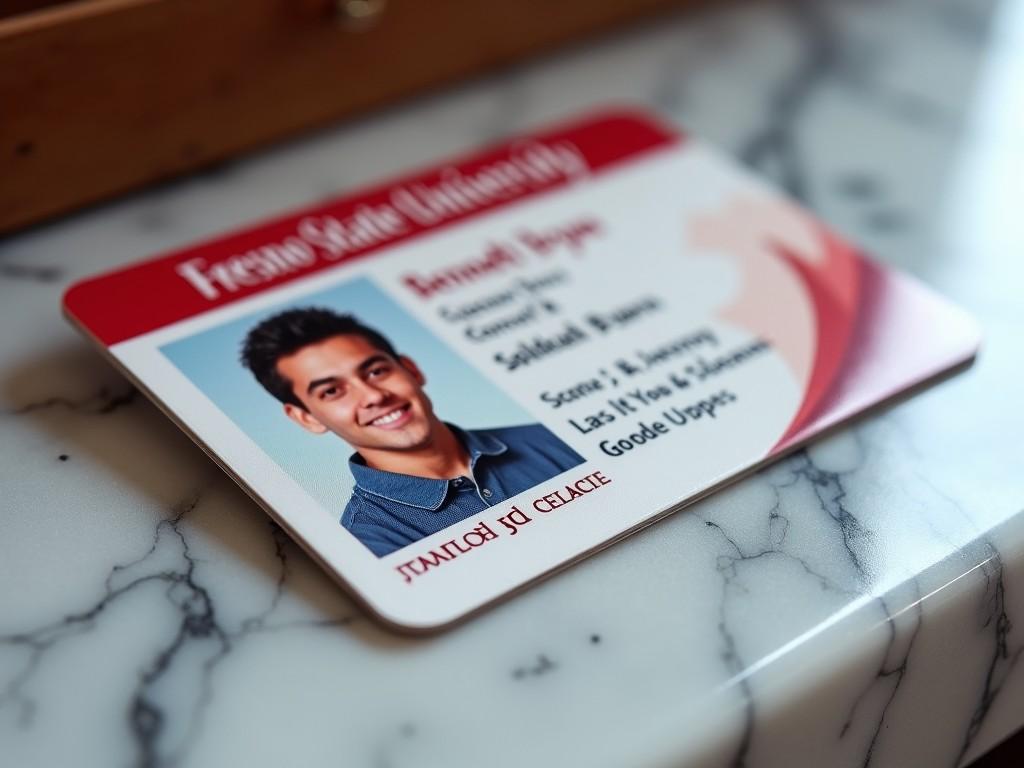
[341,424,584,557]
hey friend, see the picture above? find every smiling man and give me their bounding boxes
[240,307,584,557]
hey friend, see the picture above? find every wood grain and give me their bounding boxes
[1,0,695,234]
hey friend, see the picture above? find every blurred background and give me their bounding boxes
[3,0,1024,766]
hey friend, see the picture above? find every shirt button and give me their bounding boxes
[482,488,493,498]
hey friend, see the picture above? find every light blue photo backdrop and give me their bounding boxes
[161,277,533,517]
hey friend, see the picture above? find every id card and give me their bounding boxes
[63,109,980,631]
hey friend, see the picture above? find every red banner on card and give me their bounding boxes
[64,110,680,346]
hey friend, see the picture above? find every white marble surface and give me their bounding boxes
[3,0,1024,766]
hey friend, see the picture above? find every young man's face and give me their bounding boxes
[276,334,440,453]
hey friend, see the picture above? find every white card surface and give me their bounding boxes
[64,110,980,630]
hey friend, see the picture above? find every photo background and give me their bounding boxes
[161,277,533,516]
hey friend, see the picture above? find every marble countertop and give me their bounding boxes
[3,0,1024,766]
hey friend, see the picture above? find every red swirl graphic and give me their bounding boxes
[770,227,863,453]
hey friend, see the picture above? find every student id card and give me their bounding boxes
[64,109,980,631]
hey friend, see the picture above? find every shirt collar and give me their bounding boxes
[348,425,507,511]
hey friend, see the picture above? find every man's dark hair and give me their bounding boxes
[240,307,398,407]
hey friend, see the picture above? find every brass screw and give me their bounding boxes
[336,0,388,30]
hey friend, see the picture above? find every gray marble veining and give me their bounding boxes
[3,0,1024,766]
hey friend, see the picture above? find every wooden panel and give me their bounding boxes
[0,0,694,234]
